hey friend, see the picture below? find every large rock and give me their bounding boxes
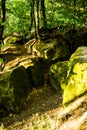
[35,38,70,61]
[49,61,68,90]
[26,58,44,88]
[0,66,32,113]
[25,36,70,62]
[49,46,87,106]
[63,46,87,105]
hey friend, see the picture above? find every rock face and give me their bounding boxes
[63,46,87,105]
[26,58,44,88]
[49,61,68,90]
[49,46,87,106]
[0,66,32,113]
[25,37,70,62]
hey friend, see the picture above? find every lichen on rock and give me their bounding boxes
[49,46,87,106]
[49,61,68,90]
[63,46,87,106]
[0,66,32,113]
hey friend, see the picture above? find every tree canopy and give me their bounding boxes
[0,0,86,39]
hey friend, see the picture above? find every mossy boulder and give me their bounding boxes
[29,37,70,62]
[49,61,68,90]
[26,58,44,88]
[63,46,87,105]
[49,46,87,106]
[0,66,32,113]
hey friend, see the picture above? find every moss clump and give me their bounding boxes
[0,72,13,111]
[0,66,32,113]
[63,46,87,105]
[63,62,87,105]
[49,61,68,90]
[5,36,20,44]
[34,38,70,61]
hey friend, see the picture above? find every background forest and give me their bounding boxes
[0,0,87,130]
[0,0,87,42]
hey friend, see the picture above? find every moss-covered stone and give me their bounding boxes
[32,38,70,62]
[49,46,87,106]
[0,66,32,113]
[49,61,68,90]
[63,46,87,105]
[26,58,44,88]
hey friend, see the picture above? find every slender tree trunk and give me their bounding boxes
[0,0,6,46]
[29,0,40,39]
[34,0,40,39]
[40,0,47,28]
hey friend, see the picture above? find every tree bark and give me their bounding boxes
[40,0,47,29]
[29,0,40,39]
[0,0,6,46]
[34,0,40,39]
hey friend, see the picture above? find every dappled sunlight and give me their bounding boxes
[1,43,36,73]
[1,44,27,55]
[58,111,87,130]
[4,55,33,71]
[0,0,87,129]
[1,87,87,130]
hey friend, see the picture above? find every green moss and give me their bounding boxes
[62,47,87,106]
[0,72,14,110]
[49,61,68,90]
[35,39,70,61]
[5,35,21,44]
[35,40,55,59]
[10,66,32,111]
[0,66,32,113]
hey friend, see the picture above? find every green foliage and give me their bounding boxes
[5,0,30,35]
[4,0,87,36]
[46,0,87,28]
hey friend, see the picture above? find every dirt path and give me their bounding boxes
[1,86,87,130]
[1,86,62,129]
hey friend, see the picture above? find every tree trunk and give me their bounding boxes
[29,0,40,39]
[34,0,40,39]
[0,0,6,46]
[40,0,47,29]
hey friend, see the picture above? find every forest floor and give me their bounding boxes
[0,42,87,130]
[1,85,87,130]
